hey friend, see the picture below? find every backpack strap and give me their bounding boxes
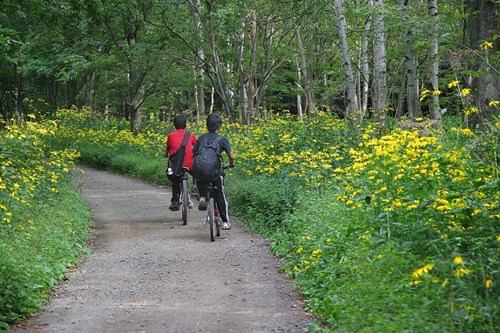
[212,135,222,155]
[168,131,190,162]
[180,131,190,148]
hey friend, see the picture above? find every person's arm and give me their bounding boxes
[165,139,170,157]
[227,151,235,168]
[165,132,174,157]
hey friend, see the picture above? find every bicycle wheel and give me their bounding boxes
[181,176,188,225]
[215,211,221,237]
[208,198,216,242]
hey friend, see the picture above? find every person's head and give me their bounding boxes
[206,113,222,133]
[173,115,187,130]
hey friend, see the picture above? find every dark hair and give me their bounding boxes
[173,115,187,130]
[206,113,222,133]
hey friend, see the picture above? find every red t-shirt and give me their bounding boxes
[166,129,197,170]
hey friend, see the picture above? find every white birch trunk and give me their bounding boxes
[246,10,257,124]
[372,0,387,127]
[333,0,358,118]
[296,26,315,115]
[428,0,441,122]
[235,28,248,123]
[296,61,304,120]
[190,0,206,119]
[361,0,372,117]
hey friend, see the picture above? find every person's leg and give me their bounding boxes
[196,179,208,210]
[212,176,230,229]
[169,175,181,210]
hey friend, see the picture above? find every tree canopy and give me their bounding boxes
[0,0,498,129]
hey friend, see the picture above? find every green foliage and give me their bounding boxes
[227,174,298,234]
[270,193,457,332]
[0,186,92,329]
[3,110,497,332]
[0,120,92,330]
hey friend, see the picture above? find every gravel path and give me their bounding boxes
[14,166,313,333]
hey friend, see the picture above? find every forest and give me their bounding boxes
[0,0,499,332]
[1,0,498,129]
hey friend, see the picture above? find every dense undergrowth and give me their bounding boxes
[0,120,92,331]
[1,108,498,332]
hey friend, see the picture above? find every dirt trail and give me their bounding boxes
[14,166,312,333]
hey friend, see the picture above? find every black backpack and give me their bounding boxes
[191,135,222,182]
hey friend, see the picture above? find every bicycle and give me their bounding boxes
[206,183,222,241]
[203,165,230,242]
[178,167,193,225]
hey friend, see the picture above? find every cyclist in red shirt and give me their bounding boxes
[165,115,197,211]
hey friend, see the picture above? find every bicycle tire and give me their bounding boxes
[216,214,221,237]
[181,176,188,225]
[208,198,216,242]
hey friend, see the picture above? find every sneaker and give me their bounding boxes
[198,197,207,211]
[169,201,180,211]
[222,221,231,230]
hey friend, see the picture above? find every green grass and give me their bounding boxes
[0,184,92,331]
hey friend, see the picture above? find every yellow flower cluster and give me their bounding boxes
[226,112,346,189]
[1,121,78,235]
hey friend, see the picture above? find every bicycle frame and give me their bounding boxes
[178,168,192,225]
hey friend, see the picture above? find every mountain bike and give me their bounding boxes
[178,167,193,225]
[205,166,229,242]
[206,183,222,241]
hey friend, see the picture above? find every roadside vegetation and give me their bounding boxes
[0,119,92,331]
[1,107,497,332]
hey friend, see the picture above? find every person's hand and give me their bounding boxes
[227,163,235,169]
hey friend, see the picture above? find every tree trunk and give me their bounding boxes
[296,61,304,120]
[206,4,235,121]
[360,4,371,117]
[372,0,387,128]
[246,10,258,124]
[296,26,315,116]
[333,0,358,118]
[125,23,145,132]
[466,0,499,129]
[400,0,421,119]
[428,0,442,122]
[235,27,248,123]
[190,0,206,120]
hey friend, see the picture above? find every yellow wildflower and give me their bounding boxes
[461,88,471,96]
[488,100,499,107]
[453,256,463,265]
[432,89,441,96]
[485,277,493,289]
[460,128,473,137]
[453,267,471,278]
[420,89,431,102]
[480,41,493,50]
[447,80,460,88]
[412,264,434,279]
[311,249,322,257]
